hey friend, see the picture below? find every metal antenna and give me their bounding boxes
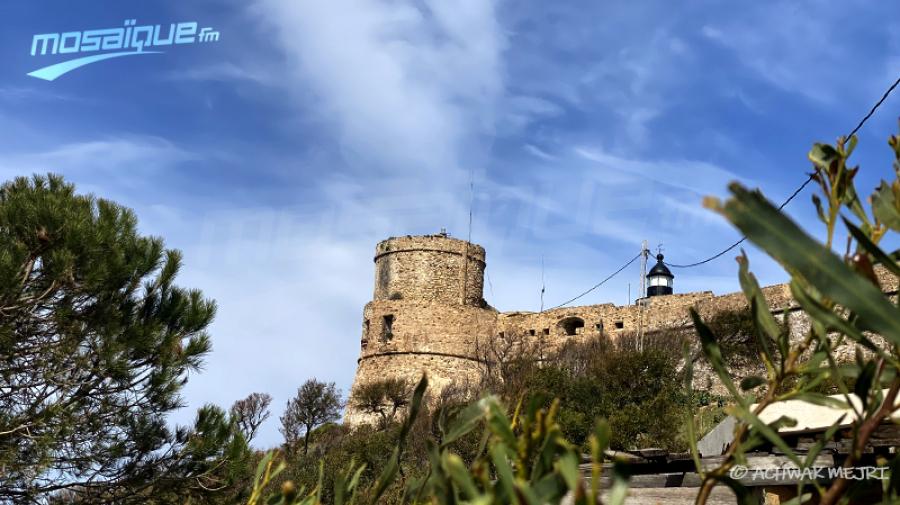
[540,255,546,312]
[638,240,650,352]
[639,240,649,299]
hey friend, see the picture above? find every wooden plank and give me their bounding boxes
[604,486,736,505]
[584,453,836,488]
[561,487,737,505]
[630,448,668,459]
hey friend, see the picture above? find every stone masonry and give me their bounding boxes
[345,234,899,424]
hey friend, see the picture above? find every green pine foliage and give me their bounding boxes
[0,174,248,503]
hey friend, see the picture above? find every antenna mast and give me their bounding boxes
[540,255,546,312]
[638,240,649,351]
[639,240,649,298]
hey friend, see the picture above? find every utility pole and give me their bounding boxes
[638,240,649,352]
[540,255,545,312]
[639,240,649,298]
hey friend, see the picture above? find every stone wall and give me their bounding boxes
[346,234,900,424]
[373,234,485,306]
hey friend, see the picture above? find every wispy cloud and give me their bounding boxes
[574,146,748,197]
[254,0,506,184]
[164,61,275,85]
[0,136,196,193]
[699,1,895,104]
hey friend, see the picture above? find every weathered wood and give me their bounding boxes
[583,453,836,488]
[629,447,668,459]
[603,486,736,505]
[868,423,900,447]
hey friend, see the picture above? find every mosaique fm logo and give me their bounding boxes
[28,19,220,81]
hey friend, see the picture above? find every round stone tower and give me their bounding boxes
[346,233,496,425]
[373,233,486,306]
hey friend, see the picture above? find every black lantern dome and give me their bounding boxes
[646,253,674,297]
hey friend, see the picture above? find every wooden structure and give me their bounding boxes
[580,393,900,504]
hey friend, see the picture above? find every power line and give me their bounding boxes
[846,75,900,139]
[665,73,900,269]
[545,251,642,311]
[664,176,815,268]
[529,74,900,308]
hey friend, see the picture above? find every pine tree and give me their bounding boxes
[0,174,239,503]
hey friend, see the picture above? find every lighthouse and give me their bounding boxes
[646,253,674,297]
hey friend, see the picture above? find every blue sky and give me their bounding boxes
[1,1,898,447]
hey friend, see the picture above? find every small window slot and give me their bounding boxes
[382,314,395,342]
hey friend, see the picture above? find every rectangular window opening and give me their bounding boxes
[382,314,395,342]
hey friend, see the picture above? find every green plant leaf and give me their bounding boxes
[732,406,801,466]
[513,481,542,505]
[854,361,876,412]
[691,309,746,406]
[808,143,840,168]
[720,183,900,346]
[443,453,479,499]
[740,376,766,391]
[844,217,900,278]
[737,255,780,341]
[369,447,400,504]
[789,281,891,362]
[490,443,516,502]
[682,344,704,479]
[790,392,849,410]
[812,194,827,224]
[486,400,517,450]
[254,451,275,486]
[347,463,366,500]
[441,396,490,447]
[333,466,347,505]
[802,416,845,469]
[399,374,428,443]
[841,177,870,227]
[556,451,580,491]
[736,254,778,365]
[873,181,900,231]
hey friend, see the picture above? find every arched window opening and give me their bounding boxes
[558,317,585,336]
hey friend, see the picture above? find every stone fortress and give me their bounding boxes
[346,233,899,424]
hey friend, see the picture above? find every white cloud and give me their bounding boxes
[167,210,377,447]
[573,146,748,197]
[0,136,196,194]
[164,61,275,85]
[254,0,505,182]
[698,1,893,103]
[524,144,556,161]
